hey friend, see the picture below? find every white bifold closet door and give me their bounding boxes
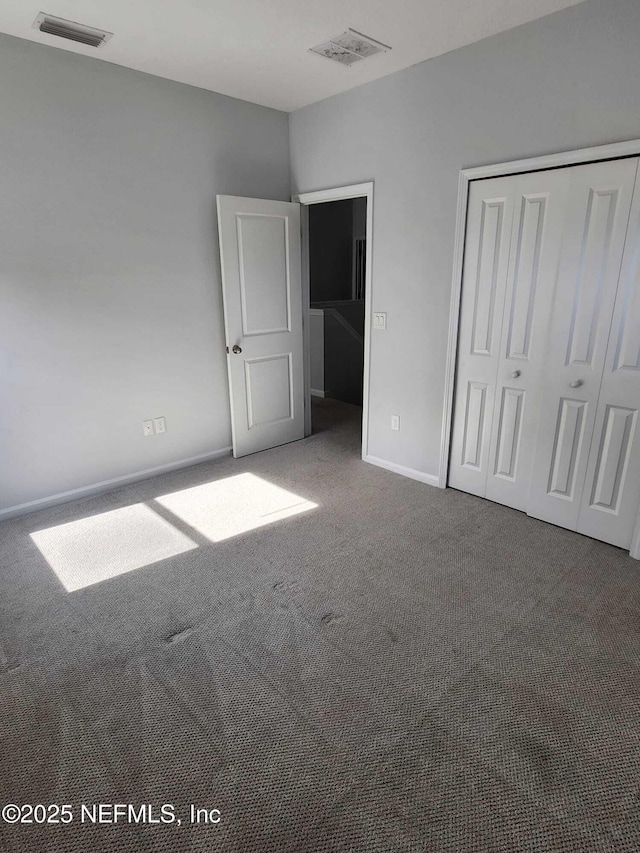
[577,182,640,547]
[449,168,572,511]
[450,156,640,551]
[527,159,638,538]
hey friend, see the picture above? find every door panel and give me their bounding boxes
[565,187,624,366]
[461,381,489,469]
[578,169,640,547]
[588,405,635,510]
[493,386,525,479]
[245,354,293,427]
[485,170,571,510]
[237,214,291,335]
[449,178,514,496]
[547,397,588,498]
[505,195,550,360]
[528,158,638,530]
[217,195,303,458]
[470,198,506,356]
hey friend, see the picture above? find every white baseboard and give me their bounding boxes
[310,388,326,398]
[0,447,232,522]
[363,454,442,488]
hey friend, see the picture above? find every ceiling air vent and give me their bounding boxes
[309,29,390,67]
[33,13,113,48]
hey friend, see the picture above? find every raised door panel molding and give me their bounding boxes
[505,195,547,361]
[579,397,640,548]
[237,214,291,336]
[588,405,636,512]
[493,387,525,480]
[244,354,294,429]
[566,188,620,368]
[612,204,640,373]
[461,382,488,469]
[471,199,506,357]
[547,398,588,499]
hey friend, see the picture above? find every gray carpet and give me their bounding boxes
[1,397,639,852]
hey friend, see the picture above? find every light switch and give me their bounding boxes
[142,420,154,437]
[373,312,387,330]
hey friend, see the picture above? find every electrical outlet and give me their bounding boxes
[374,312,387,330]
[142,420,154,437]
[154,416,166,434]
[391,415,400,431]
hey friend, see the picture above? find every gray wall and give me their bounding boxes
[290,0,640,480]
[0,34,290,513]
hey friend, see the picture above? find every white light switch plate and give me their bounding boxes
[373,312,387,330]
[142,420,154,437]
[391,415,400,431]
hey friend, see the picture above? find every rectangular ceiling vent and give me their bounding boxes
[310,29,390,67]
[33,13,113,48]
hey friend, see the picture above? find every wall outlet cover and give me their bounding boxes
[154,417,166,434]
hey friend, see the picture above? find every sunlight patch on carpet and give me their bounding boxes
[155,473,318,542]
[30,504,197,591]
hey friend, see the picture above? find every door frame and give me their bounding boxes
[293,182,374,459]
[441,137,640,557]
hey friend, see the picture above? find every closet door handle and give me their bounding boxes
[510,370,521,379]
[570,379,583,388]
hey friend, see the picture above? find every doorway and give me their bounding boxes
[308,196,366,441]
[294,183,374,459]
[216,184,372,462]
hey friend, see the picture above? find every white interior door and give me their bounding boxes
[449,169,570,510]
[217,195,304,458]
[577,167,640,548]
[527,158,638,531]
[448,176,515,498]
[484,168,571,511]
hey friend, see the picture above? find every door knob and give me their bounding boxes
[232,344,242,354]
[570,379,583,388]
[510,370,521,378]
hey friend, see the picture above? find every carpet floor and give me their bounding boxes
[0,398,639,852]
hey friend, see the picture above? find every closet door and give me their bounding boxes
[449,170,571,508]
[484,169,571,511]
[527,158,638,531]
[449,177,515,497]
[577,171,640,548]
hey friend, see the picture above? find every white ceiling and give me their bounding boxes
[1,0,585,112]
